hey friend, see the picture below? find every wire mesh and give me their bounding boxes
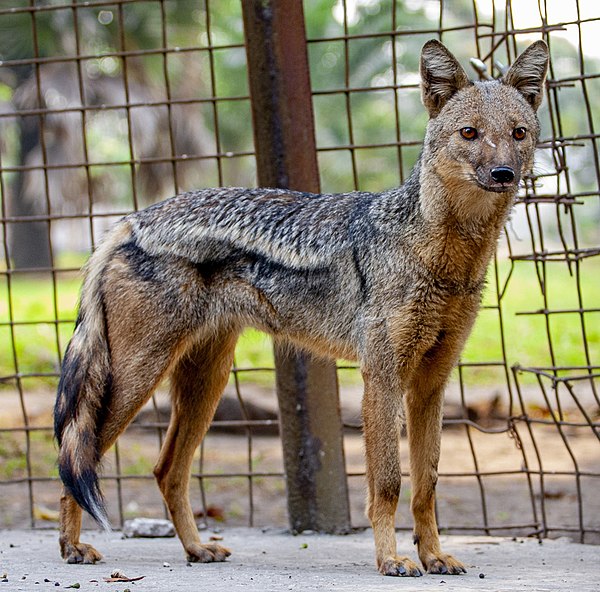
[0,0,598,543]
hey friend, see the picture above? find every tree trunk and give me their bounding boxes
[8,67,52,270]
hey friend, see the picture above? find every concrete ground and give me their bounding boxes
[0,527,598,592]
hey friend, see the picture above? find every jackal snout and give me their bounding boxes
[490,166,515,184]
[476,160,519,193]
[469,121,532,193]
[464,123,532,193]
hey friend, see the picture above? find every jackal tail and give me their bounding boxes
[54,222,131,531]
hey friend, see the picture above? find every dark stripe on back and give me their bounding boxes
[116,240,160,282]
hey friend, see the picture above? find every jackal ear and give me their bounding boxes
[502,40,549,111]
[420,40,470,118]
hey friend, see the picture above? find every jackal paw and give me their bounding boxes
[186,542,231,563]
[378,556,423,577]
[61,542,103,564]
[422,553,466,575]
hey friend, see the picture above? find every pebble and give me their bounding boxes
[123,518,176,538]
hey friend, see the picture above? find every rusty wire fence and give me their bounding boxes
[0,0,598,543]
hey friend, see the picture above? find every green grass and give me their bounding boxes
[1,256,598,389]
[0,271,82,384]
[462,257,599,382]
[0,431,58,480]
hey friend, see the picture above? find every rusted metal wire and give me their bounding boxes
[0,0,598,543]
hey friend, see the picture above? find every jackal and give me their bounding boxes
[54,39,549,576]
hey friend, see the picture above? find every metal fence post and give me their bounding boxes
[241,0,351,534]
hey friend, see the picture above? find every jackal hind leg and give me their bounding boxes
[405,341,467,575]
[362,366,423,577]
[59,343,184,563]
[154,333,238,563]
[59,492,103,564]
[59,298,192,563]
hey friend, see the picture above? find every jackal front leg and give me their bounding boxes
[405,337,468,575]
[361,366,422,577]
[405,385,465,575]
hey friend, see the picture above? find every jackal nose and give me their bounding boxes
[490,166,515,184]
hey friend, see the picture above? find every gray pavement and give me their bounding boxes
[0,527,598,591]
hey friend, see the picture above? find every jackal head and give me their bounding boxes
[419,40,549,208]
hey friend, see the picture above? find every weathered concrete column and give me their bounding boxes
[242,0,351,533]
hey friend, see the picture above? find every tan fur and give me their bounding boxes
[54,40,549,576]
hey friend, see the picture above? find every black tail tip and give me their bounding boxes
[59,460,111,531]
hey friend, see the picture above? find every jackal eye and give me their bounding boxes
[513,127,527,141]
[460,127,478,140]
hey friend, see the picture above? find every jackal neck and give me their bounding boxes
[413,155,515,285]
